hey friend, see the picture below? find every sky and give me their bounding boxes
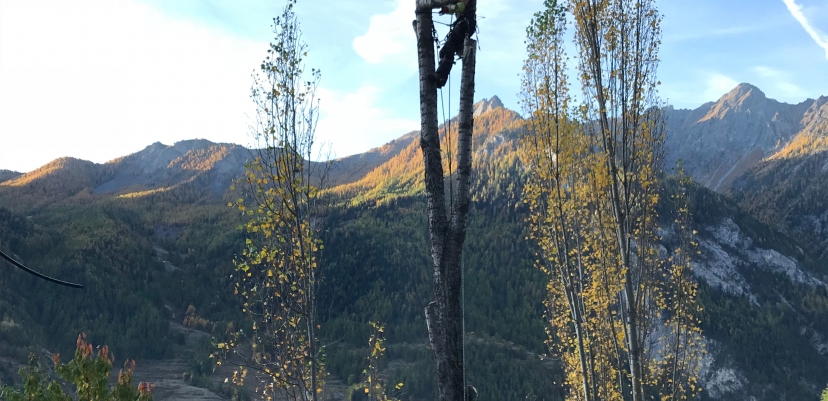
[1,0,827,172]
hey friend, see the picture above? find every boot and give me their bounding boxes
[429,72,449,88]
[432,55,454,88]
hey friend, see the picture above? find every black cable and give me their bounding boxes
[0,249,83,289]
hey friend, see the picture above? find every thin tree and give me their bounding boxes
[361,322,405,401]
[217,1,329,400]
[520,2,596,399]
[571,1,664,398]
[413,1,477,400]
[520,1,703,400]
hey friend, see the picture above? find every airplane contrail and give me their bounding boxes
[782,0,828,61]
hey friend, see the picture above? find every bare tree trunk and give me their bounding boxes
[415,4,476,399]
[447,36,476,401]
[414,8,451,400]
[308,301,318,401]
[452,38,476,245]
[595,71,644,401]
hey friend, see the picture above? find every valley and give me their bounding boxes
[1,87,827,400]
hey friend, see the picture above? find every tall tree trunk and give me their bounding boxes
[308,300,318,401]
[414,8,451,400]
[448,36,476,401]
[578,4,645,396]
[415,4,476,399]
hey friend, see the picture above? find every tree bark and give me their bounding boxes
[445,36,476,401]
[416,5,476,399]
[416,8,451,401]
[451,37,476,244]
[416,0,458,10]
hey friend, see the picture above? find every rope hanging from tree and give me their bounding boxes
[435,13,470,400]
[0,248,84,289]
[415,5,477,397]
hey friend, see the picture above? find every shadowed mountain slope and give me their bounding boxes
[94,140,251,197]
[0,170,21,184]
[0,157,110,209]
[328,98,523,204]
[664,83,824,191]
[327,131,420,187]
[722,91,828,256]
[2,91,828,400]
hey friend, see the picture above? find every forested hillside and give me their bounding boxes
[727,99,828,258]
[2,97,828,400]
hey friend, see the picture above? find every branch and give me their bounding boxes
[451,38,477,243]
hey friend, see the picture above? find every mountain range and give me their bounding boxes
[1,84,827,400]
[663,83,828,259]
[665,83,828,191]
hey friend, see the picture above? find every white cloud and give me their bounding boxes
[752,66,807,99]
[781,0,828,61]
[703,74,740,101]
[316,86,419,159]
[352,0,416,66]
[753,66,782,78]
[0,0,267,172]
[351,0,520,67]
[667,25,764,42]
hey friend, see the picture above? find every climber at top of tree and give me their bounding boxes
[429,0,477,88]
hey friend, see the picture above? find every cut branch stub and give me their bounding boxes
[416,0,458,10]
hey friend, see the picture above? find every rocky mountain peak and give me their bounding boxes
[810,95,828,111]
[474,96,504,117]
[696,83,779,124]
[715,83,767,110]
[728,82,764,97]
[171,139,218,153]
[665,83,826,192]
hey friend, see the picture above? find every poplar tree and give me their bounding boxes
[520,1,704,400]
[217,1,329,400]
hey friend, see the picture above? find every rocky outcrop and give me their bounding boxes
[473,95,504,117]
[664,83,823,191]
[93,140,250,196]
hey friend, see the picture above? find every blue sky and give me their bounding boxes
[1,0,826,172]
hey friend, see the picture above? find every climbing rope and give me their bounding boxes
[461,249,467,400]
[420,8,471,399]
[435,13,470,400]
[437,14,455,213]
[0,248,83,289]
